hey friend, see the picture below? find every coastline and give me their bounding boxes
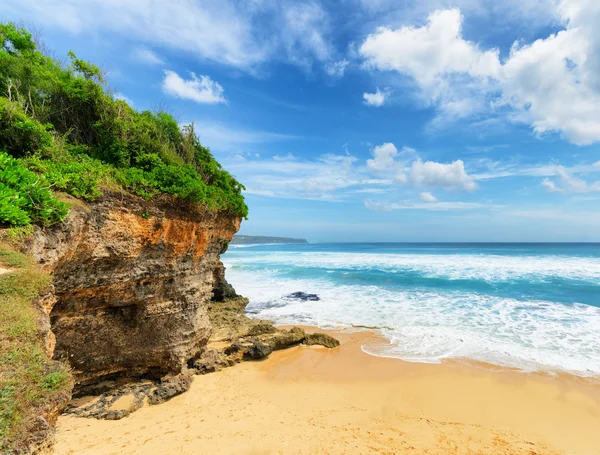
[54,326,600,455]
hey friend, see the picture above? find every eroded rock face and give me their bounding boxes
[25,193,240,388]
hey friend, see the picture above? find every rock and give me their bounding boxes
[207,297,263,342]
[265,327,306,351]
[64,382,151,420]
[286,291,320,301]
[246,323,278,336]
[304,333,340,348]
[244,341,273,359]
[147,375,193,405]
[192,348,233,374]
[212,260,238,302]
[24,192,241,388]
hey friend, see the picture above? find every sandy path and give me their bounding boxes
[54,330,600,455]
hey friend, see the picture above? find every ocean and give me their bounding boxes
[222,243,600,377]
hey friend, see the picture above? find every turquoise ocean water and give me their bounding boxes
[223,243,600,377]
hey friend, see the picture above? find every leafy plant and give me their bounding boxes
[0,151,68,227]
[0,22,248,223]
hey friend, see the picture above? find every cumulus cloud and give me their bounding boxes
[162,70,225,104]
[359,2,600,145]
[366,142,477,191]
[363,88,388,106]
[397,159,478,191]
[360,9,500,118]
[541,167,600,193]
[367,143,398,171]
[420,191,438,202]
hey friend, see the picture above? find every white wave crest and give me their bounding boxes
[224,251,600,283]
[225,265,600,377]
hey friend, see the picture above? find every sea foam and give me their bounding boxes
[223,246,600,377]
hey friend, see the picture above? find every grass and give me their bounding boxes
[0,243,72,453]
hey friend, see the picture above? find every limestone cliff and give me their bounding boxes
[25,192,240,389]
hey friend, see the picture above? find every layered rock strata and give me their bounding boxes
[25,192,240,389]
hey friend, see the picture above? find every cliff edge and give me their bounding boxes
[25,192,240,389]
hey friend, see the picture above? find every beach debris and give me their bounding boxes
[286,291,320,301]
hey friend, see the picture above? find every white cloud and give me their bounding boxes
[192,122,297,152]
[359,2,600,145]
[132,47,164,65]
[162,70,225,104]
[325,59,349,77]
[0,0,333,71]
[280,1,333,69]
[360,9,500,118]
[541,167,600,193]
[224,153,366,200]
[365,200,495,211]
[366,142,477,191]
[357,0,558,26]
[472,159,600,181]
[363,88,388,106]
[367,142,398,171]
[420,191,438,202]
[398,159,478,191]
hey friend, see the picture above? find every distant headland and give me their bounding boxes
[230,235,308,245]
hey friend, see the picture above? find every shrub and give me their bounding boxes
[0,151,68,227]
[0,22,248,222]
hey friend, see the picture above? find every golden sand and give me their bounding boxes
[54,328,600,455]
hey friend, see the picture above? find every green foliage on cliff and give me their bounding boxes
[0,151,68,226]
[0,244,72,453]
[0,23,248,227]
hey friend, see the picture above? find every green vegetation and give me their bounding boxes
[0,244,72,453]
[0,23,247,228]
[0,151,68,227]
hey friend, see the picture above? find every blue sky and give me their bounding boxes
[2,0,600,242]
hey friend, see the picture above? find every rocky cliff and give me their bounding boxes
[25,192,241,390]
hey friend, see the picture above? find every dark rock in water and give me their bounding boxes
[147,375,192,405]
[304,333,340,348]
[286,291,320,301]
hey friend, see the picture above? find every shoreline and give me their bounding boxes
[54,326,600,455]
[281,324,600,386]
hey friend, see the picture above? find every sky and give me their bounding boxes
[2,0,600,242]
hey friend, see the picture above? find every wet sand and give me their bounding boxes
[54,328,600,455]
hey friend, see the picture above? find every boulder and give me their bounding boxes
[304,333,340,348]
[286,291,320,301]
[147,375,193,405]
[266,327,306,351]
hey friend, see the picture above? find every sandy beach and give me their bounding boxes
[53,328,600,455]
